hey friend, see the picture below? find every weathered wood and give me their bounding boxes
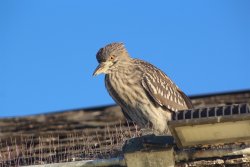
[21,157,126,167]
[125,148,174,167]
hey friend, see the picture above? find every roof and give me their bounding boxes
[0,89,250,166]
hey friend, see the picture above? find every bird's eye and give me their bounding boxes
[110,55,115,61]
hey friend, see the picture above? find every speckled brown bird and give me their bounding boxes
[93,42,193,134]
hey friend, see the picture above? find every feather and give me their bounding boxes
[137,60,193,112]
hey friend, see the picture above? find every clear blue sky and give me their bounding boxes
[0,1,249,117]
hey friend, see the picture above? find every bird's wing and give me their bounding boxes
[139,61,193,112]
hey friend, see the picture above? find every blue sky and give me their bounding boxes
[0,0,249,117]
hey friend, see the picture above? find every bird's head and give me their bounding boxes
[93,42,130,76]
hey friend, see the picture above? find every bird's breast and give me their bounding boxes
[107,70,147,106]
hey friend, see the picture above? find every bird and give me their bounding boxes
[93,42,193,134]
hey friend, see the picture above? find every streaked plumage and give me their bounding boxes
[93,42,193,134]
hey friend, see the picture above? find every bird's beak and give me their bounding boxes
[93,62,111,76]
